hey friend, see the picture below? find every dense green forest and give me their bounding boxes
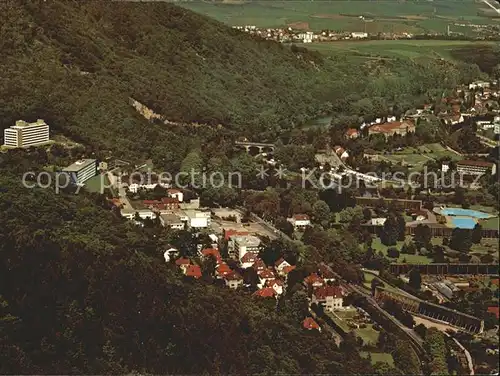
[0,152,378,374]
[0,0,485,171]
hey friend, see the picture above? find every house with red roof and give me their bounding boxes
[200,248,222,264]
[280,265,296,278]
[184,264,202,279]
[224,271,243,289]
[368,120,415,139]
[167,188,183,202]
[240,252,258,269]
[346,128,359,139]
[175,257,191,272]
[223,229,249,241]
[258,268,276,288]
[216,262,232,278]
[287,214,311,229]
[252,258,266,272]
[304,273,325,288]
[303,317,321,331]
[275,258,291,273]
[253,287,276,299]
[266,279,284,295]
[312,286,344,312]
[487,306,499,319]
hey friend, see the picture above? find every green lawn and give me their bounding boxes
[372,237,433,264]
[361,352,395,367]
[85,174,117,197]
[480,217,499,230]
[355,324,380,345]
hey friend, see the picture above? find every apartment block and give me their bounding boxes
[3,119,50,148]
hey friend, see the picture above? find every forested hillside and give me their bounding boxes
[0,0,484,169]
[0,152,377,374]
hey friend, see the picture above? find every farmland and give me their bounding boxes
[296,40,497,61]
[179,0,500,33]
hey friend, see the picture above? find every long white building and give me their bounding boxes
[3,119,50,148]
[63,159,97,185]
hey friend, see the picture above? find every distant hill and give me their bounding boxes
[0,0,340,153]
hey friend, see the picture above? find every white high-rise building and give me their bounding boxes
[3,119,50,148]
[63,159,97,185]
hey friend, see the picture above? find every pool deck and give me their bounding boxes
[434,206,497,230]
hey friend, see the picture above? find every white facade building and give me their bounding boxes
[351,32,368,39]
[298,31,314,43]
[230,235,261,260]
[62,159,97,185]
[184,210,211,229]
[3,119,50,148]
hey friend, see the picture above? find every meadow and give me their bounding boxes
[296,39,497,60]
[179,0,500,33]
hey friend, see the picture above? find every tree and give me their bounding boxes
[408,268,422,290]
[387,248,400,259]
[414,323,427,339]
[312,200,330,227]
[413,224,431,250]
[449,228,472,252]
[201,254,217,281]
[471,223,482,244]
[380,215,399,246]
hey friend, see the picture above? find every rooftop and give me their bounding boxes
[457,160,494,168]
[63,159,96,172]
[12,119,47,128]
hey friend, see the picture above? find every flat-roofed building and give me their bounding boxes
[63,159,97,185]
[457,160,496,176]
[3,119,50,148]
[229,234,261,260]
[160,213,184,230]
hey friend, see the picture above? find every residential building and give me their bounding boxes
[144,197,180,211]
[200,248,222,264]
[456,160,496,176]
[185,210,211,229]
[239,252,259,269]
[184,264,202,279]
[252,258,266,273]
[345,128,359,139]
[136,209,156,220]
[175,258,191,273]
[216,263,232,278]
[312,286,344,312]
[303,317,321,331]
[287,214,311,229]
[275,258,291,274]
[305,273,324,288]
[253,287,276,298]
[159,213,184,230]
[351,32,368,38]
[280,265,296,278]
[298,31,313,43]
[368,120,415,138]
[167,188,184,202]
[3,119,50,148]
[224,271,243,289]
[469,81,490,90]
[62,159,97,185]
[266,279,284,295]
[229,234,261,259]
[333,145,349,160]
[258,268,276,288]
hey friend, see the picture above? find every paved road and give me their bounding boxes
[107,171,134,211]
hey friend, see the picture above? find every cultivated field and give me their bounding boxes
[297,40,497,61]
[179,0,500,33]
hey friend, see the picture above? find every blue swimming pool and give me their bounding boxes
[451,217,477,229]
[440,208,491,219]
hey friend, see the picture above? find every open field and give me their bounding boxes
[85,174,117,197]
[372,143,462,171]
[331,310,380,345]
[297,40,497,61]
[180,0,500,33]
[361,352,395,366]
[372,237,433,264]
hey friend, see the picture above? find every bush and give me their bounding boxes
[387,247,400,258]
